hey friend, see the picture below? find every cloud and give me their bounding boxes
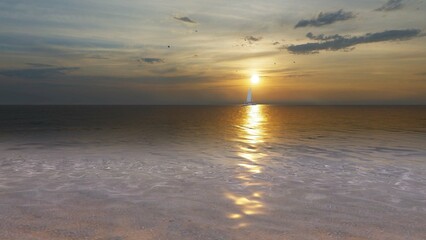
[284,73,311,78]
[0,33,123,58]
[306,32,344,41]
[375,0,404,11]
[244,36,262,44]
[287,29,421,54]
[86,54,109,60]
[174,16,196,24]
[294,9,355,28]
[214,51,277,62]
[0,66,79,79]
[26,63,56,68]
[138,58,164,64]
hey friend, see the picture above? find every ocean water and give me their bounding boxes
[0,105,425,239]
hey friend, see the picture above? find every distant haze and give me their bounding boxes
[0,0,425,105]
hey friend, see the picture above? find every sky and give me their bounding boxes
[0,0,425,105]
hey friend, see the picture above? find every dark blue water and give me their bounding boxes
[1,106,425,239]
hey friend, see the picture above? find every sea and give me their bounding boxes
[0,105,425,239]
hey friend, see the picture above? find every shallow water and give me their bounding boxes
[0,106,425,239]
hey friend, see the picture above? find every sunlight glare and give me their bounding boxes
[251,74,260,84]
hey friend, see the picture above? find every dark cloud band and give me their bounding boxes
[174,16,196,23]
[138,58,164,64]
[288,29,421,54]
[375,0,404,11]
[244,36,262,44]
[0,67,79,79]
[294,9,355,28]
[306,32,343,41]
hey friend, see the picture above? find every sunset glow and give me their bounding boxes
[0,1,425,104]
[251,74,260,85]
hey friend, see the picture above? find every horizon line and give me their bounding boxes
[1,104,425,107]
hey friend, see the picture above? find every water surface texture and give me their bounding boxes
[1,106,425,239]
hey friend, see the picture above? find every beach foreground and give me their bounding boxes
[0,106,425,239]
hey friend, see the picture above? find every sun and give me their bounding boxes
[251,74,260,84]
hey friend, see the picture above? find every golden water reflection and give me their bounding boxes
[226,105,268,228]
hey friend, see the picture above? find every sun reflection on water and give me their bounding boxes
[226,105,268,228]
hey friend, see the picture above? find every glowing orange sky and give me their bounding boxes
[0,0,425,104]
